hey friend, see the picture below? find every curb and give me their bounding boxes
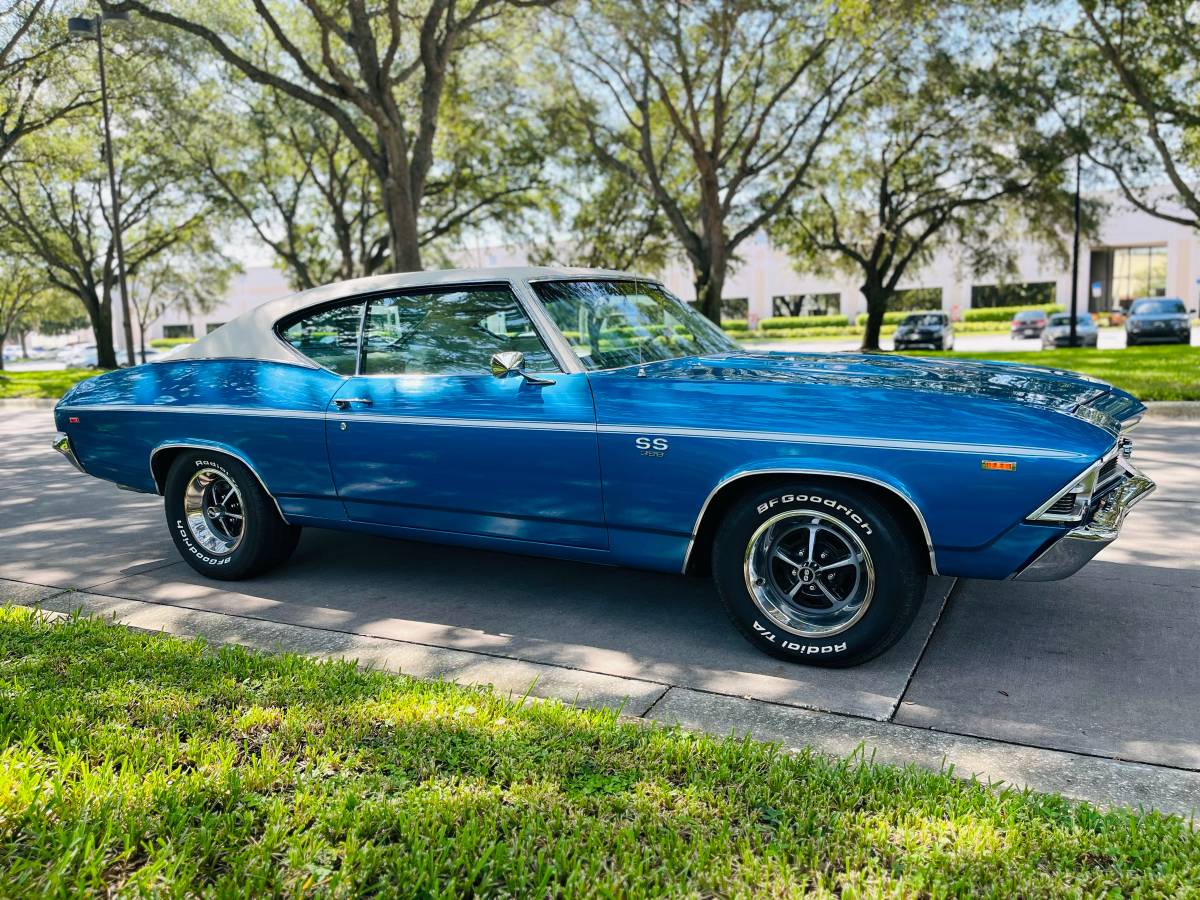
[1143,401,1200,420]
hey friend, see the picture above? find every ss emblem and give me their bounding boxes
[635,436,669,457]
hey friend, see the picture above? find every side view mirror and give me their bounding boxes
[490,350,555,385]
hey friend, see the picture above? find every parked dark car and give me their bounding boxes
[1042,312,1098,349]
[893,312,954,350]
[1125,297,1193,346]
[1011,309,1048,339]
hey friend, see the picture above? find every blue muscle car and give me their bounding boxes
[52,267,1155,666]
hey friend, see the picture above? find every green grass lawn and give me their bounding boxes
[0,368,105,399]
[1,607,1197,896]
[920,345,1200,401]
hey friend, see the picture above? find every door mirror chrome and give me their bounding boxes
[490,351,555,385]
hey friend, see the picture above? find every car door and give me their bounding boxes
[325,282,607,549]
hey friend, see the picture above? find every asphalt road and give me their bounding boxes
[1,407,1197,774]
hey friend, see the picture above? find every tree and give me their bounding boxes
[189,87,388,291]
[0,116,233,368]
[11,288,88,359]
[128,240,237,363]
[1,0,94,162]
[110,0,555,273]
[1063,1,1200,228]
[0,251,45,368]
[772,19,1078,350]
[554,0,888,323]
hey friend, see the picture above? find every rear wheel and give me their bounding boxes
[164,450,300,580]
[712,482,927,666]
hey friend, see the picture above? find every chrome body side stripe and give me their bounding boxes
[60,404,1080,457]
[597,424,1081,459]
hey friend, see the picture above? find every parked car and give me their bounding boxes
[52,267,1154,667]
[60,343,100,368]
[1125,297,1193,346]
[1042,313,1099,348]
[2,345,21,362]
[893,312,954,351]
[1011,309,1048,339]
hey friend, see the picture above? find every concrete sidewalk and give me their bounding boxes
[2,407,1198,818]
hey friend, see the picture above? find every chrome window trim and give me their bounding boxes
[682,468,938,576]
[148,441,290,524]
[269,279,576,379]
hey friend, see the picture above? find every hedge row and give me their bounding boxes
[962,304,1063,323]
[759,314,851,330]
[853,310,919,327]
[149,337,198,349]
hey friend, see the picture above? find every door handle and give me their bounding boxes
[333,397,373,410]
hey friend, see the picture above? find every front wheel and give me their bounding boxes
[164,450,301,580]
[712,482,927,666]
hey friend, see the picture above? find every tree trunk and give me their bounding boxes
[0,340,6,371]
[860,279,890,352]
[693,251,727,325]
[381,149,422,272]
[19,329,28,358]
[91,302,118,369]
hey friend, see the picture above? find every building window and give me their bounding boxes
[206,322,226,334]
[1111,246,1167,305]
[771,292,841,317]
[721,296,749,319]
[162,324,195,339]
[890,288,941,311]
[970,282,1055,308]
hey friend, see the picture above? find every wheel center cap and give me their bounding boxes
[799,566,816,584]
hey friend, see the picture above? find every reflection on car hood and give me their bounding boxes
[636,350,1120,416]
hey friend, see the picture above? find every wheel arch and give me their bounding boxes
[149,441,289,523]
[683,468,937,577]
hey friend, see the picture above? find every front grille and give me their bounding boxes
[1046,495,1078,516]
[1098,457,1119,484]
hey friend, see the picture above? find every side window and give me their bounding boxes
[362,286,558,376]
[279,301,363,375]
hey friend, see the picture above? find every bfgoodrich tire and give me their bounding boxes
[164,450,301,580]
[712,481,927,667]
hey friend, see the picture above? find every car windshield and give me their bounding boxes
[1130,299,1185,315]
[1048,313,1092,326]
[532,279,738,370]
[1015,311,1045,321]
[902,314,944,327]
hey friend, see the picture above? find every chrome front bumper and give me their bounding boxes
[52,432,86,474]
[1015,461,1155,581]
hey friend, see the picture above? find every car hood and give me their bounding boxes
[630,351,1139,428]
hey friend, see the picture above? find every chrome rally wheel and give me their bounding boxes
[712,481,927,667]
[164,450,301,580]
[183,467,245,556]
[744,510,874,639]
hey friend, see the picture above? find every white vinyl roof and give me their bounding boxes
[167,266,644,369]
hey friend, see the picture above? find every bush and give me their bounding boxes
[150,337,198,349]
[854,310,914,327]
[760,314,850,331]
[721,319,748,331]
[962,304,1062,323]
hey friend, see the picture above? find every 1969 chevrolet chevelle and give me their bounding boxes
[53,267,1155,666]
